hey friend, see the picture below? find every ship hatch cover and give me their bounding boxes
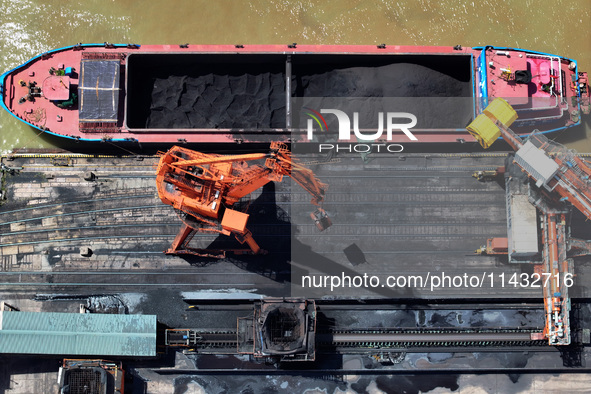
[78,60,120,122]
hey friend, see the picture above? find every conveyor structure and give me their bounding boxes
[164,298,591,364]
[468,98,591,345]
[166,298,317,362]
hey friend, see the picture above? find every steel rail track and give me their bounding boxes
[320,174,496,179]
[0,234,177,248]
[0,231,502,248]
[1,185,499,223]
[0,272,257,284]
[0,270,264,276]
[1,222,181,238]
[5,225,502,239]
[0,204,165,226]
[275,188,504,194]
[296,201,507,206]
[107,248,491,255]
[292,233,505,238]
[0,198,502,228]
[1,221,506,239]
[2,193,159,220]
[0,192,156,216]
[0,190,498,217]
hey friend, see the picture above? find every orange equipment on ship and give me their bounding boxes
[155,142,331,258]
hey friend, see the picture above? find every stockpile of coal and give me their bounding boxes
[142,57,472,130]
[146,73,286,129]
[295,63,471,97]
[293,62,474,129]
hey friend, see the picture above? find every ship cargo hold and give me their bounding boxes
[0,44,588,146]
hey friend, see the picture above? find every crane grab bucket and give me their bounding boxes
[311,208,332,231]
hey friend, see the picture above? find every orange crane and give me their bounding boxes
[155,142,331,258]
[467,98,591,345]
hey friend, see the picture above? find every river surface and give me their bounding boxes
[1,0,590,153]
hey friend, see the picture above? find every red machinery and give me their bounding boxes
[58,359,124,394]
[475,237,508,255]
[573,71,590,115]
[468,98,591,345]
[156,142,331,258]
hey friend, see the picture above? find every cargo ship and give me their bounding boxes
[0,44,588,146]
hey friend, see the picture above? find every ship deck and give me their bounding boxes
[483,48,575,126]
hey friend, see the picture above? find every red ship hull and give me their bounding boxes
[1,44,587,147]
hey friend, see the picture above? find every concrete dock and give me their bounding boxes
[2,150,591,392]
[1,151,590,301]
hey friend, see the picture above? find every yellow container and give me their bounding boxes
[466,114,501,149]
[483,98,518,127]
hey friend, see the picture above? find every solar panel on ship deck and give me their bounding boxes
[78,60,120,122]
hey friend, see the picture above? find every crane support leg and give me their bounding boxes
[167,223,196,254]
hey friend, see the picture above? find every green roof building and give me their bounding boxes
[0,310,157,357]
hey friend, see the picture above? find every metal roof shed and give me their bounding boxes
[507,192,539,261]
[514,140,560,191]
[0,311,156,357]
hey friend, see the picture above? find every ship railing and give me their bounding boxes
[526,53,564,104]
[513,110,564,124]
[513,95,561,113]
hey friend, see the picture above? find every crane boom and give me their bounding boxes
[173,153,269,168]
